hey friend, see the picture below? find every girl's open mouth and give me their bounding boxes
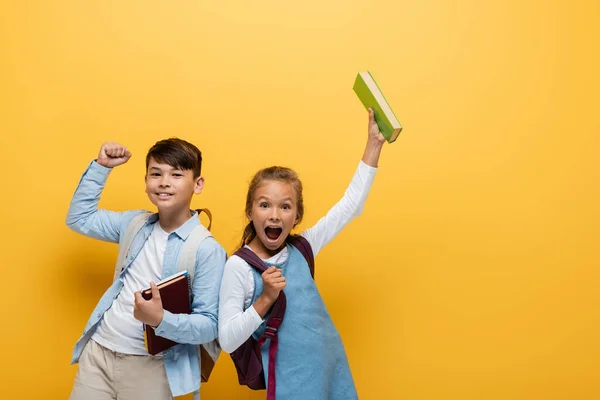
[265,227,282,241]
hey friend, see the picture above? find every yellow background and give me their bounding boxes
[1,1,599,399]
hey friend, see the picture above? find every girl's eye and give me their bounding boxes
[282,204,291,210]
[259,202,269,209]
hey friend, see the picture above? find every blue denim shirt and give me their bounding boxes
[66,161,226,396]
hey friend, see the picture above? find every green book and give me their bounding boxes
[353,71,402,143]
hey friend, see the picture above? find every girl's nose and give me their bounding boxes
[269,209,280,220]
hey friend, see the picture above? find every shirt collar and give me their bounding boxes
[145,210,200,240]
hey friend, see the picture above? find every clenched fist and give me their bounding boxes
[252,266,287,318]
[261,266,286,303]
[367,108,386,143]
[97,142,132,168]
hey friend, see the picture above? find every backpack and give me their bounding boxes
[114,209,220,399]
[230,235,314,400]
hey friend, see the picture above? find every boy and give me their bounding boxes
[66,139,226,399]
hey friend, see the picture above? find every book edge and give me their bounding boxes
[360,71,401,129]
[141,271,188,294]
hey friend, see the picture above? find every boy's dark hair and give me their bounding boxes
[145,138,202,178]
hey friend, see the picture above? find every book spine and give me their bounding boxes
[367,71,401,127]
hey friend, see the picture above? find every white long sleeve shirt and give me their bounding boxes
[218,161,378,353]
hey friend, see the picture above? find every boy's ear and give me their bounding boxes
[194,176,205,194]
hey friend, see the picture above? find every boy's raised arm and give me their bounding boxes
[66,142,137,243]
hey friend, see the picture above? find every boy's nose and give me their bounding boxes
[159,177,171,187]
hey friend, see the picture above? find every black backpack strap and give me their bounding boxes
[287,235,315,279]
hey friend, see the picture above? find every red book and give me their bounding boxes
[142,272,191,355]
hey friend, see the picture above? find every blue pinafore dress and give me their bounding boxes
[248,244,358,399]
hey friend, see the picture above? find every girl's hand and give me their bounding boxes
[362,108,386,167]
[261,266,286,303]
[252,267,287,318]
[368,108,387,143]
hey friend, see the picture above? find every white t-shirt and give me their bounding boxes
[92,223,168,355]
[218,161,378,353]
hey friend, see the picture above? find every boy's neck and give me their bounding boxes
[157,207,192,233]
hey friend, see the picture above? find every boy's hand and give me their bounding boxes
[133,282,164,328]
[368,108,386,144]
[97,142,132,168]
[261,266,286,303]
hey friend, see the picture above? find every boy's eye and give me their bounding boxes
[173,173,183,177]
[150,173,161,177]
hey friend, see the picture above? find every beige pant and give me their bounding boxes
[69,339,173,400]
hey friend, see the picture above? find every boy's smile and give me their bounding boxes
[248,180,299,258]
[155,192,174,200]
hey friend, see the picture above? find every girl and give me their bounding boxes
[219,109,387,399]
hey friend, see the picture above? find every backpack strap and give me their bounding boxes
[234,248,287,400]
[114,212,152,282]
[233,249,287,324]
[175,212,221,393]
[195,208,212,231]
[257,294,285,400]
[177,224,212,284]
[232,237,314,400]
[234,247,268,273]
[235,235,314,276]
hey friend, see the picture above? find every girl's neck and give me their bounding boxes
[248,238,285,260]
